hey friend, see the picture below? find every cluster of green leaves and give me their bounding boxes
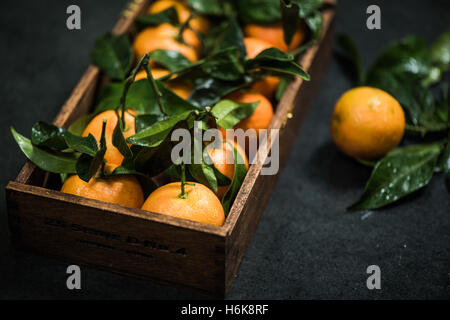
[336,31,450,211]
[11,119,109,183]
[122,95,257,215]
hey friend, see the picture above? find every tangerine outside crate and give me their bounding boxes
[5,0,336,296]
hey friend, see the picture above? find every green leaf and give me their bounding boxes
[430,28,450,73]
[90,33,133,80]
[369,73,449,134]
[75,121,107,182]
[134,141,175,176]
[30,121,99,156]
[134,7,179,30]
[149,49,193,72]
[281,0,301,49]
[336,33,365,85]
[188,146,218,193]
[135,114,167,133]
[76,152,103,182]
[348,143,442,211]
[127,110,195,147]
[237,0,281,24]
[249,47,294,62]
[275,75,291,101]
[112,122,133,159]
[299,5,323,40]
[366,36,438,87]
[11,127,78,174]
[187,0,224,15]
[64,132,99,157]
[291,0,324,41]
[292,0,323,17]
[94,80,162,115]
[211,99,258,129]
[155,80,201,115]
[201,48,244,81]
[31,121,67,150]
[250,59,310,79]
[246,47,309,79]
[221,142,248,215]
[68,114,94,136]
[204,18,246,63]
[188,75,253,108]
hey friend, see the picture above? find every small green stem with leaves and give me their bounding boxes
[178,162,195,199]
[116,53,167,129]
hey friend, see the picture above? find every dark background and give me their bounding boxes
[0,0,449,299]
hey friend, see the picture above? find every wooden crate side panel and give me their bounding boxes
[224,10,335,293]
[6,183,226,294]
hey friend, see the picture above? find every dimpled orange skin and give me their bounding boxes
[134,69,192,99]
[141,182,225,226]
[207,140,249,199]
[133,23,200,62]
[148,0,210,35]
[244,22,305,52]
[61,174,144,208]
[244,37,280,99]
[82,109,136,172]
[331,87,406,160]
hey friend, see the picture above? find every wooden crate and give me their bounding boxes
[5,0,336,296]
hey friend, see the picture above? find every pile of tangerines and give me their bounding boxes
[18,0,311,227]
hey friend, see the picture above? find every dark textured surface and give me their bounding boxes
[1,0,449,299]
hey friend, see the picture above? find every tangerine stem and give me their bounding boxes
[179,162,188,199]
[117,54,159,129]
[143,61,165,115]
[176,12,195,44]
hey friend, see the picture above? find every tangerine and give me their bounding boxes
[61,174,144,208]
[82,109,136,171]
[330,87,405,160]
[141,181,225,226]
[133,23,200,62]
